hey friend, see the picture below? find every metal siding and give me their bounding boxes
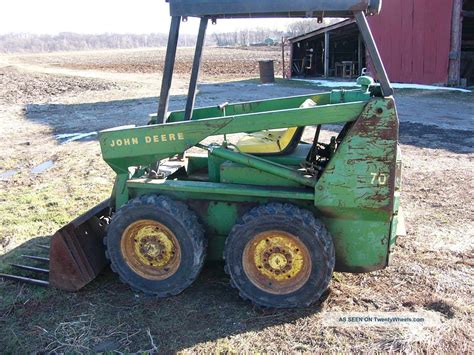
[368,0,454,84]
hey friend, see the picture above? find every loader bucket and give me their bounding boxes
[0,199,112,291]
[49,199,112,290]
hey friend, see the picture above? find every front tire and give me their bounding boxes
[105,195,206,297]
[224,203,334,308]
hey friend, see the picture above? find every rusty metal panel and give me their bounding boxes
[49,200,111,291]
[314,98,399,272]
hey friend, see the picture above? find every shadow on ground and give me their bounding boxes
[399,122,473,154]
[23,79,311,136]
[25,97,161,136]
[0,237,324,352]
[23,81,474,154]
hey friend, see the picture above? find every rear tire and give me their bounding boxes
[224,203,334,308]
[105,195,206,297]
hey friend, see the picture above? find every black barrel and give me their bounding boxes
[259,60,275,84]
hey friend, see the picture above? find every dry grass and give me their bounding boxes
[0,48,473,353]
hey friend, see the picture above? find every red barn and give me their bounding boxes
[289,0,473,86]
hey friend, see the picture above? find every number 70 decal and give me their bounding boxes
[371,173,388,185]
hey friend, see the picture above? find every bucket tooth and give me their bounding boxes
[0,273,49,287]
[10,264,49,274]
[4,199,111,291]
[21,255,50,263]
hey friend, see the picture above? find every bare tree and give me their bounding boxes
[0,32,193,53]
[286,18,343,38]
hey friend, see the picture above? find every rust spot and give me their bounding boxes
[378,118,398,141]
[370,193,387,203]
[386,99,394,110]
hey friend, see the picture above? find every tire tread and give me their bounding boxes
[105,195,206,297]
[224,203,335,308]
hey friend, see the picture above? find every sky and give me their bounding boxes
[0,0,295,35]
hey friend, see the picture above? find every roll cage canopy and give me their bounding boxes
[167,0,382,19]
[158,0,392,123]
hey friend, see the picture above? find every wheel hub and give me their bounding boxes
[268,252,288,270]
[134,227,176,267]
[243,230,311,295]
[121,220,181,280]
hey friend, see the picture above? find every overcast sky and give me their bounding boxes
[0,0,295,35]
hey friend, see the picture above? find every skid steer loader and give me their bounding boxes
[1,0,405,308]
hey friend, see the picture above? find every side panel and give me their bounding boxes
[314,97,399,272]
[220,162,301,187]
[188,201,253,261]
[388,144,405,263]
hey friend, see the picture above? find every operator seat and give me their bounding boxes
[236,98,316,155]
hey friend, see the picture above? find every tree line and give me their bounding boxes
[0,19,341,53]
[0,32,196,53]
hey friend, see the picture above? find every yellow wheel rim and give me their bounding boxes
[243,230,311,295]
[121,220,181,280]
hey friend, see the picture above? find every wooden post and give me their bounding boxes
[281,37,286,79]
[289,42,293,79]
[324,31,330,77]
[358,33,363,76]
[448,0,463,86]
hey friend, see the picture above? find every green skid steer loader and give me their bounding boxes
[1,0,405,308]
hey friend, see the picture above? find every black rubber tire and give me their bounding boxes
[104,195,206,297]
[224,203,335,308]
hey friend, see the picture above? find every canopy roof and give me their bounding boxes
[167,0,382,19]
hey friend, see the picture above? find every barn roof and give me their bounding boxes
[289,19,355,43]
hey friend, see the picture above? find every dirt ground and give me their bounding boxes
[0,48,473,353]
